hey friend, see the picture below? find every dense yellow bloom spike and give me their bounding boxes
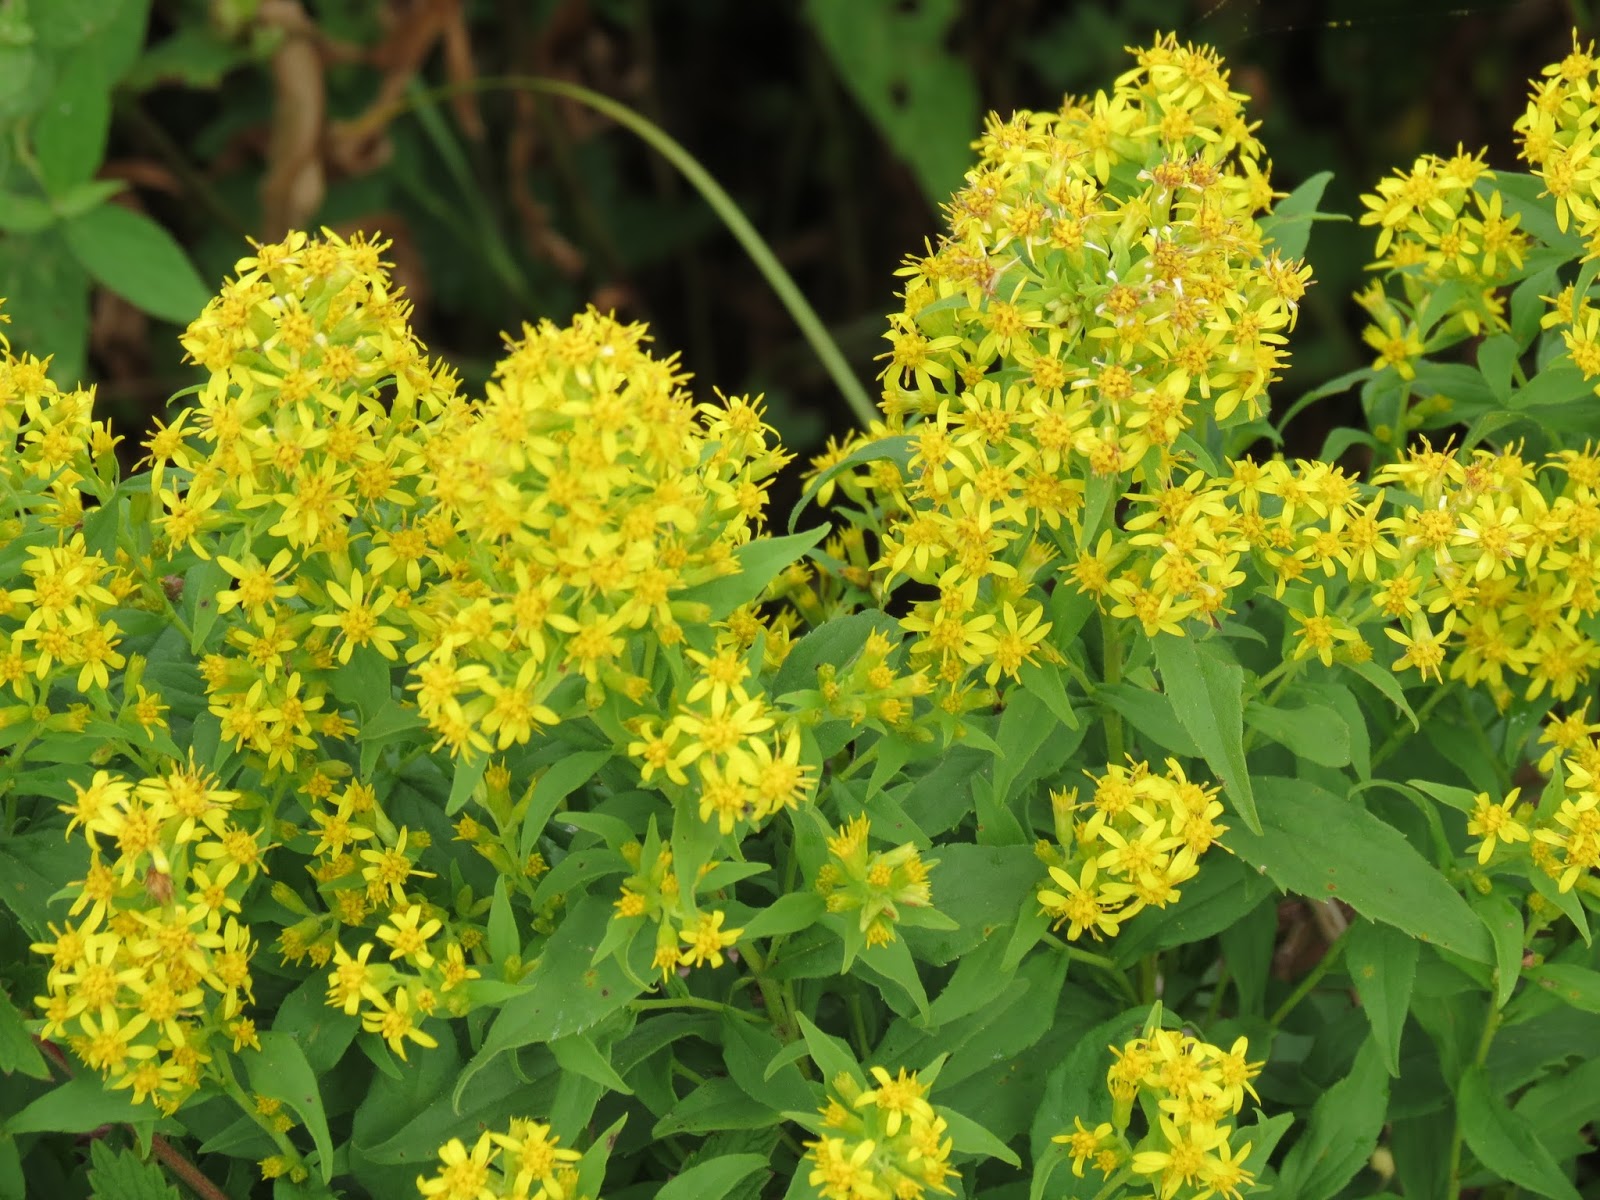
[31,758,269,1112]
[1056,1026,1265,1198]
[805,1067,957,1199]
[817,815,936,947]
[811,34,1312,701]
[416,1117,591,1200]
[1035,759,1223,941]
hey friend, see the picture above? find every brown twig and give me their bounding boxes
[150,1134,230,1200]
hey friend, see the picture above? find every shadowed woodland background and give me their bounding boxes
[0,0,1586,476]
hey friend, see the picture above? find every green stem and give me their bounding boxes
[1269,925,1348,1028]
[1446,1003,1503,1200]
[1099,613,1125,763]
[1139,953,1160,1005]
[846,990,872,1060]
[1458,692,1513,791]
[370,75,877,429]
[213,1058,305,1171]
[630,996,761,1021]
[1205,962,1230,1026]
[739,943,796,1042]
[1372,684,1450,768]
[1044,933,1139,1004]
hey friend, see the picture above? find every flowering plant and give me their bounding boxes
[2,26,1600,1200]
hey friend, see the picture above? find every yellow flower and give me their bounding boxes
[311,569,405,663]
[361,984,438,1060]
[678,910,742,969]
[416,1131,497,1200]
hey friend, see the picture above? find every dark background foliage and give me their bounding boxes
[0,0,1583,461]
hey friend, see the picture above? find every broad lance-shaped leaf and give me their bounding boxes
[1458,1064,1582,1200]
[655,1154,770,1200]
[1345,919,1419,1076]
[1154,633,1258,833]
[1275,1035,1389,1200]
[1224,777,1493,963]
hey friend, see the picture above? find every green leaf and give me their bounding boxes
[32,0,129,47]
[902,843,1040,966]
[550,1031,633,1095]
[1111,852,1275,964]
[803,0,978,205]
[6,1075,155,1134]
[86,1141,180,1200]
[455,896,645,1105]
[656,1153,770,1200]
[270,975,357,1076]
[655,1077,780,1135]
[722,1015,816,1113]
[1345,920,1419,1076]
[740,892,825,941]
[1475,893,1525,1010]
[856,935,930,1020]
[1223,777,1493,963]
[521,750,611,858]
[35,55,113,193]
[0,191,56,234]
[1527,963,1600,1014]
[488,877,518,964]
[125,24,252,91]
[1347,660,1418,731]
[771,611,901,698]
[993,687,1067,806]
[1154,634,1257,833]
[0,831,82,936]
[1260,169,1333,260]
[797,1013,863,1090]
[1457,1063,1582,1200]
[788,435,914,532]
[446,749,489,816]
[676,526,829,620]
[1017,660,1077,730]
[1276,1035,1390,1200]
[1478,333,1519,405]
[1095,683,1202,757]
[244,1033,335,1183]
[0,229,90,385]
[940,1108,1021,1167]
[62,203,210,325]
[327,645,393,725]
[0,987,47,1079]
[1244,700,1351,768]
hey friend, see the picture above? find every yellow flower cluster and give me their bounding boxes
[0,314,121,530]
[805,1067,957,1200]
[408,308,793,758]
[1047,433,1600,706]
[1515,30,1600,252]
[1036,759,1224,941]
[0,327,146,721]
[152,229,465,778]
[612,831,744,982]
[1355,147,1526,377]
[1054,1028,1262,1199]
[417,1117,587,1200]
[1468,707,1600,904]
[837,33,1309,701]
[1368,439,1600,702]
[31,759,268,1111]
[780,626,933,738]
[816,815,935,948]
[269,775,482,1055]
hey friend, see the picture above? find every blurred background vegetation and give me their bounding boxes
[0,0,1583,474]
